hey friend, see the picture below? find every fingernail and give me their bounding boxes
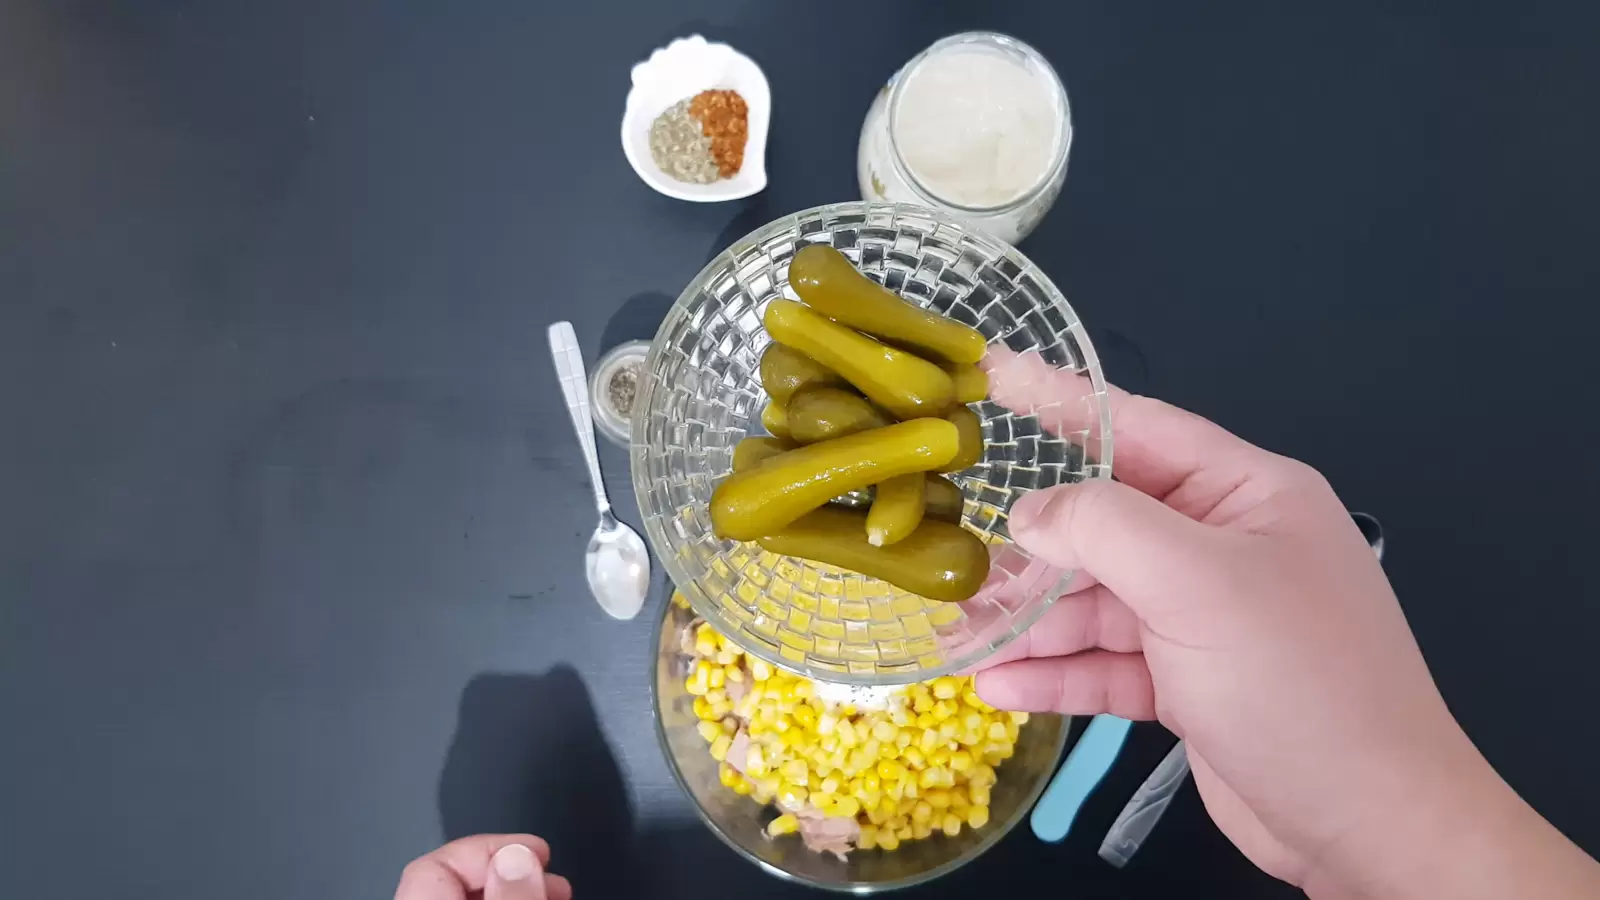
[492,844,537,882]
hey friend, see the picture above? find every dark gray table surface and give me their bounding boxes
[4,2,1599,898]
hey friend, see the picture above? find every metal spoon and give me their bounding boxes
[547,322,650,620]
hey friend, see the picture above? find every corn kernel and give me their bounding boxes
[941,813,962,837]
[719,762,740,787]
[817,713,838,737]
[858,824,878,850]
[970,764,997,788]
[911,800,934,824]
[967,805,990,829]
[696,720,721,743]
[912,820,934,840]
[1009,710,1030,725]
[963,712,985,732]
[746,746,767,777]
[877,829,901,850]
[731,777,753,796]
[767,813,799,837]
[692,697,712,720]
[902,777,920,800]
[750,659,772,681]
[933,699,958,722]
[950,750,974,773]
[793,680,814,700]
[901,746,925,769]
[895,730,914,749]
[708,666,725,690]
[929,747,952,768]
[939,720,960,742]
[819,775,841,795]
[705,689,727,707]
[912,695,933,715]
[867,805,890,826]
[925,788,951,809]
[792,704,817,729]
[709,700,733,719]
[890,707,914,728]
[968,783,991,808]
[685,676,707,697]
[931,677,961,700]
[987,722,1008,741]
[949,787,969,813]
[915,712,938,730]
[710,734,733,762]
[879,743,900,761]
[715,649,738,666]
[918,766,946,789]
[827,796,861,818]
[779,783,808,808]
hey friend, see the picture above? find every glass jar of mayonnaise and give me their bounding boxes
[857,32,1071,245]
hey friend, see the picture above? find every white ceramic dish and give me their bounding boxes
[621,35,770,202]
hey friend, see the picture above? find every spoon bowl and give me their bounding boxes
[586,511,650,620]
[549,321,651,620]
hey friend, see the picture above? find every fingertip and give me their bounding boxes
[544,874,573,900]
[1007,485,1081,570]
[491,844,538,882]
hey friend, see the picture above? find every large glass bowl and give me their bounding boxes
[652,598,1070,892]
[632,202,1111,684]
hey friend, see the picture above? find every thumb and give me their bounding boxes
[1008,478,1221,623]
[486,844,548,900]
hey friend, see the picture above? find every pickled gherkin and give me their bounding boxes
[764,300,955,420]
[924,474,966,523]
[731,437,792,472]
[944,363,989,404]
[759,343,847,406]
[761,403,791,441]
[786,387,891,444]
[756,506,991,603]
[789,244,987,365]
[939,406,984,474]
[710,419,959,541]
[866,472,926,546]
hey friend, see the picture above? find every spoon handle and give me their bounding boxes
[548,321,611,514]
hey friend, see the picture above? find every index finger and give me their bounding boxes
[982,346,1268,501]
[395,835,552,900]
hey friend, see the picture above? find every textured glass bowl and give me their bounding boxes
[631,202,1111,684]
[652,599,1070,892]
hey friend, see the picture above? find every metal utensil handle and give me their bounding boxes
[1098,741,1190,868]
[548,322,610,514]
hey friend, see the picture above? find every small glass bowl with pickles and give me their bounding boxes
[632,201,1112,685]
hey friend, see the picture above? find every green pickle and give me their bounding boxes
[761,403,791,441]
[944,363,989,404]
[924,475,966,523]
[731,437,792,472]
[764,300,955,420]
[759,343,847,406]
[789,244,988,365]
[786,387,891,444]
[710,419,958,541]
[757,507,991,603]
[866,472,925,546]
[939,406,984,473]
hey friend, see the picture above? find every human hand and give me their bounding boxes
[395,834,572,900]
[970,349,1599,897]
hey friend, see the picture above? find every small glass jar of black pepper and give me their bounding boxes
[588,340,650,447]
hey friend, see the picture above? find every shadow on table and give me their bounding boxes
[437,668,636,895]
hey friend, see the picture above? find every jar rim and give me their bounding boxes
[886,31,1073,215]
